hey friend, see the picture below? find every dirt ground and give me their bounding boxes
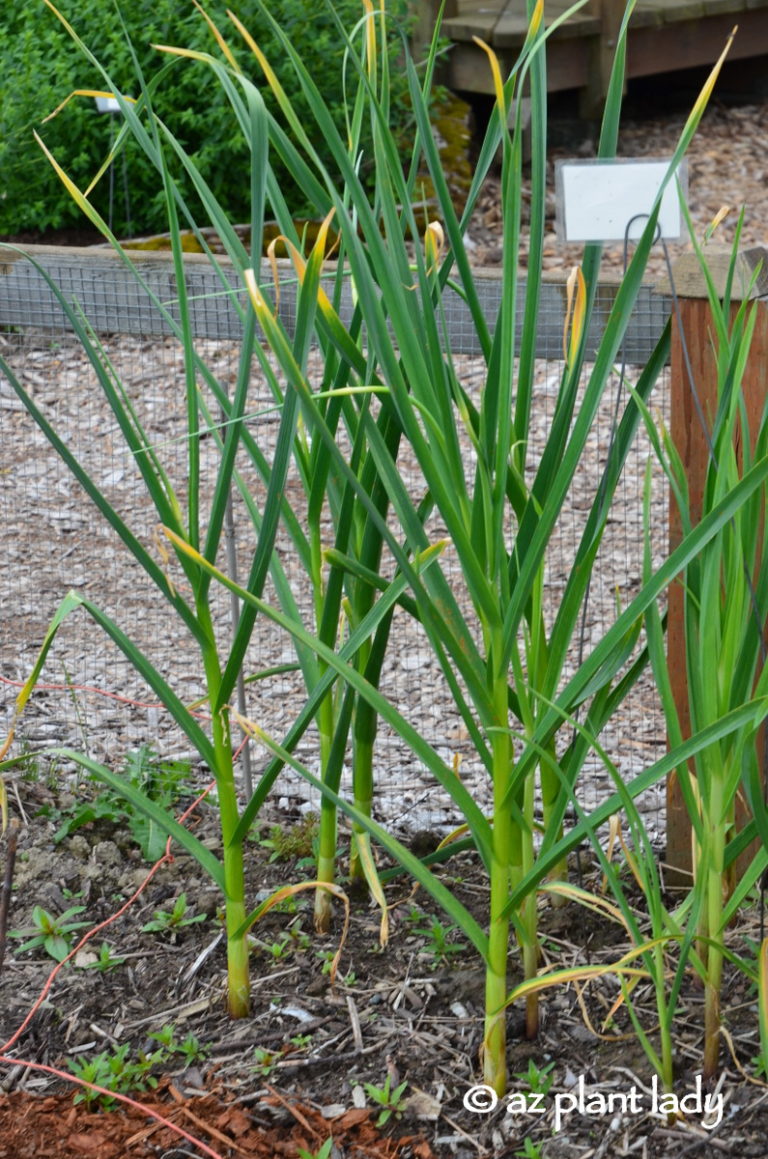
[2,774,768,1159]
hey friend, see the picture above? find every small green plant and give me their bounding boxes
[149,1023,209,1065]
[316,948,336,975]
[41,793,122,839]
[255,924,311,960]
[297,1139,334,1159]
[514,1139,544,1159]
[258,814,319,864]
[51,745,193,861]
[261,936,294,961]
[9,904,91,962]
[362,1073,408,1127]
[80,941,125,972]
[513,1059,555,1100]
[141,893,207,937]
[67,1042,164,1108]
[289,1033,313,1049]
[61,886,85,901]
[14,737,44,783]
[315,949,356,986]
[121,745,193,860]
[409,911,468,966]
[252,1046,280,1078]
[271,894,299,915]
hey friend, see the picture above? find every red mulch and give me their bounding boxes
[0,1080,436,1159]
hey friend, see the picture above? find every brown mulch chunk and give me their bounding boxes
[0,1080,436,1159]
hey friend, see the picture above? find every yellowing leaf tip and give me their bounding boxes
[705,205,730,241]
[425,220,445,272]
[472,37,506,116]
[563,265,586,366]
[529,0,544,39]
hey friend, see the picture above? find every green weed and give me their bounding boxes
[148,1023,209,1065]
[67,1042,164,1109]
[9,904,91,962]
[80,941,125,972]
[362,1073,408,1128]
[409,910,468,966]
[141,893,207,937]
[45,745,192,862]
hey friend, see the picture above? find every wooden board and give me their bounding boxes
[627,8,768,79]
[667,291,768,883]
[436,0,768,102]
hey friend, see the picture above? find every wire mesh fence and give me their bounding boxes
[0,246,671,840]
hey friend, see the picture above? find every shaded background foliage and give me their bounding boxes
[0,0,414,237]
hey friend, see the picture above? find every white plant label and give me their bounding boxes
[94,95,121,113]
[555,158,686,243]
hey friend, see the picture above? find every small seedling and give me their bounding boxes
[258,814,319,864]
[297,1139,334,1159]
[261,937,293,961]
[42,793,122,840]
[49,745,192,861]
[252,1047,280,1078]
[148,1024,177,1050]
[271,894,299,915]
[123,745,192,860]
[9,905,91,962]
[362,1073,408,1127]
[149,1023,209,1065]
[513,1059,555,1100]
[316,949,335,974]
[141,893,207,937]
[15,739,41,783]
[61,886,85,901]
[409,910,468,966]
[67,1042,164,1108]
[289,1033,313,1049]
[14,738,61,787]
[315,949,357,986]
[177,1033,208,1065]
[255,924,311,961]
[81,942,125,972]
[514,1140,544,1159]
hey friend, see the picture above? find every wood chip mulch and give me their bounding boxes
[0,1079,436,1158]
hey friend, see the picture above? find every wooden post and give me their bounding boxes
[664,246,768,884]
[581,0,625,119]
[0,246,23,277]
[409,0,458,70]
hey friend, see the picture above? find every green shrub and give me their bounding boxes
[0,0,414,237]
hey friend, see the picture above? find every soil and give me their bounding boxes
[3,92,768,1159]
[2,775,768,1159]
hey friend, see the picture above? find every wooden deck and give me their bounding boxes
[423,0,768,111]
